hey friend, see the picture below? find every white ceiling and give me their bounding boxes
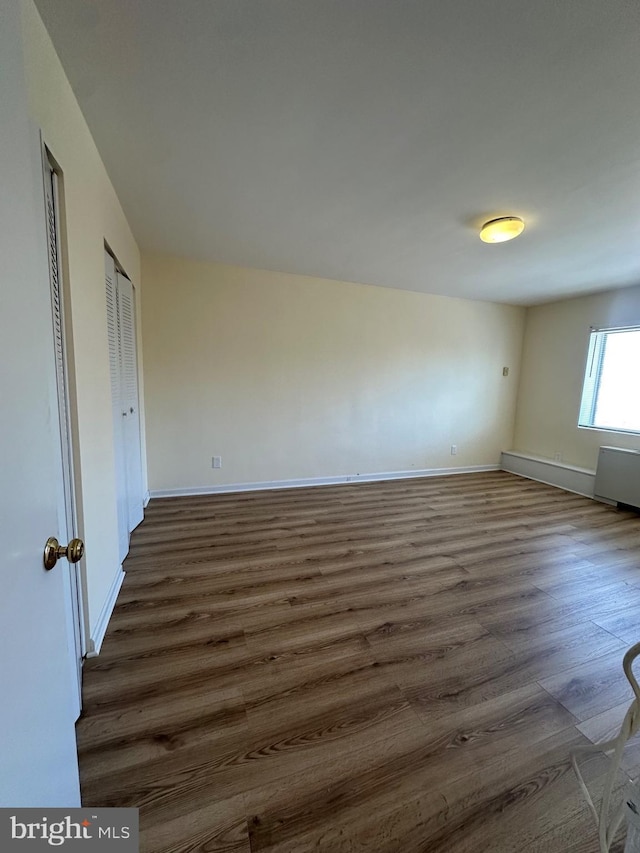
[35,0,640,305]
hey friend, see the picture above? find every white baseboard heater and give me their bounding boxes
[594,446,640,509]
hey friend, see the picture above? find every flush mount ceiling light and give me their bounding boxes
[479,216,525,243]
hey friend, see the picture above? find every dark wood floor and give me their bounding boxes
[77,471,640,852]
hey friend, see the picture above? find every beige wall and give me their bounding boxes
[20,0,144,642]
[142,253,525,491]
[514,284,640,470]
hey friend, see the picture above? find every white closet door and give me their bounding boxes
[105,252,129,563]
[117,272,144,531]
[45,159,84,710]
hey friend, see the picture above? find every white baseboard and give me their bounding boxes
[143,490,150,508]
[501,451,595,498]
[86,567,125,658]
[149,464,500,500]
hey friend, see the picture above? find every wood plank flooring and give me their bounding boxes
[77,471,640,852]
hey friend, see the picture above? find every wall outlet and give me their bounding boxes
[212,456,222,469]
[503,366,509,377]
[450,445,457,456]
[553,451,562,462]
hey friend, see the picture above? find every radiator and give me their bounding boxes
[594,446,640,508]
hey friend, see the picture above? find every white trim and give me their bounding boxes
[149,464,500,499]
[143,490,150,508]
[86,567,125,658]
[501,451,595,498]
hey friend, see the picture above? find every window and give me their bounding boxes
[578,326,640,433]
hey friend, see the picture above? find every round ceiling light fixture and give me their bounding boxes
[479,216,525,244]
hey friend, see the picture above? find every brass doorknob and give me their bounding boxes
[43,537,85,571]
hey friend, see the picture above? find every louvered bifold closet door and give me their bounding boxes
[45,159,84,695]
[116,273,144,531]
[105,252,130,563]
[45,166,74,530]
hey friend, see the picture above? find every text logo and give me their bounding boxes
[1,809,138,851]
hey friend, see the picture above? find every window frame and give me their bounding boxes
[578,325,640,436]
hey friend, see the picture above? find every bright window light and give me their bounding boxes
[578,327,640,433]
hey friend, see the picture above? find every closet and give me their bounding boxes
[105,251,144,561]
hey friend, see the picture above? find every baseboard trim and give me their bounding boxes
[149,464,500,500]
[143,490,151,508]
[501,451,595,498]
[86,567,125,658]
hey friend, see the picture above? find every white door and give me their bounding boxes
[44,153,84,717]
[117,273,144,532]
[0,0,80,807]
[106,253,130,562]
[106,258,144,562]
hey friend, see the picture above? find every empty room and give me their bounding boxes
[2,1,640,852]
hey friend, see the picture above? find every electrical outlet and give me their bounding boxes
[450,445,457,456]
[503,366,509,377]
[553,451,562,462]
[212,456,222,469]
